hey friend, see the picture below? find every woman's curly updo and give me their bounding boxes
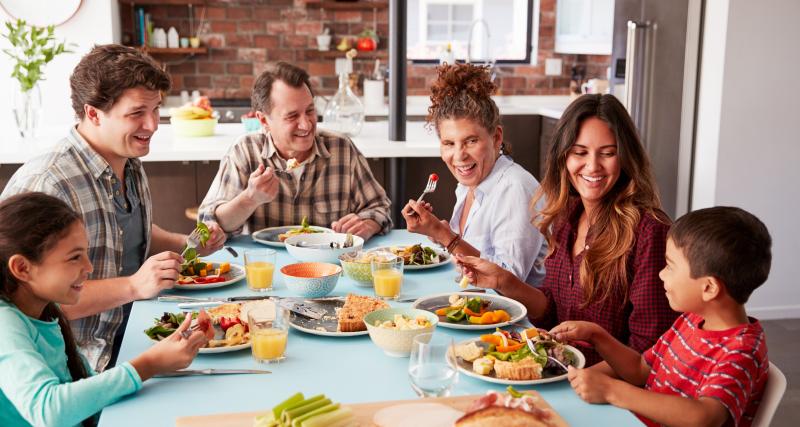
[427,63,501,137]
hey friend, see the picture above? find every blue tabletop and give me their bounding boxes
[98,231,641,426]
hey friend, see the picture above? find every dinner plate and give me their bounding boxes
[151,337,251,354]
[448,338,585,385]
[252,226,334,248]
[369,246,452,270]
[287,298,369,337]
[411,292,527,330]
[174,263,245,290]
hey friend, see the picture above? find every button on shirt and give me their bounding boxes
[0,126,153,371]
[448,155,547,286]
[110,168,146,277]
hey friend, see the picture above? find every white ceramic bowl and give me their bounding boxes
[284,233,364,264]
[363,308,438,357]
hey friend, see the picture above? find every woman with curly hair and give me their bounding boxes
[401,63,547,286]
[458,94,677,365]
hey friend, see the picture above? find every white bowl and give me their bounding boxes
[284,233,364,264]
[364,308,438,357]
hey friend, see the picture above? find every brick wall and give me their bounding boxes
[120,0,610,99]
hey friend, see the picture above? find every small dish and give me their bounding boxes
[280,262,342,298]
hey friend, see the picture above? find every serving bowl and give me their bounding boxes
[284,232,364,264]
[363,308,438,357]
[170,117,217,137]
[280,262,342,298]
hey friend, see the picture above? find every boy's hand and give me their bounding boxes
[568,366,615,404]
[550,320,606,344]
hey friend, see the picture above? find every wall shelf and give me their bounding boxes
[138,47,208,55]
[305,1,388,10]
[307,50,387,60]
[119,0,206,5]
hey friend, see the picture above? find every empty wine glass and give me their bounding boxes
[408,333,458,397]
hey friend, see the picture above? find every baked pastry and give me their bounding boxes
[337,294,389,332]
[455,406,551,427]
[493,358,543,381]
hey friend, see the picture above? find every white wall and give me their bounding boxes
[693,0,800,319]
[0,0,118,132]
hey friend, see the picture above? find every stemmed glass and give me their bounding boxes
[408,333,459,397]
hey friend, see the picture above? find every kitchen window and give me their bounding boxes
[407,0,537,64]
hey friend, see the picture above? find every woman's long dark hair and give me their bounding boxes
[0,192,94,426]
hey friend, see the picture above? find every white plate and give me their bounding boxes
[288,321,369,337]
[449,338,585,385]
[252,226,334,248]
[199,341,251,354]
[411,292,527,330]
[369,246,452,270]
[286,298,369,337]
[174,263,246,290]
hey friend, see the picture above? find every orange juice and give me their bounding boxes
[251,328,287,361]
[373,269,402,298]
[246,261,275,290]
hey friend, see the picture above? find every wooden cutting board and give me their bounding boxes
[175,392,568,427]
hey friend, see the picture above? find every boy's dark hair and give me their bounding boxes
[251,61,314,114]
[669,206,772,304]
[70,44,171,120]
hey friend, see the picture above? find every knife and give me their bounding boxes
[154,368,271,378]
[158,295,274,303]
[171,297,329,320]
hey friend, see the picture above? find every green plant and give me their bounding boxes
[2,19,73,92]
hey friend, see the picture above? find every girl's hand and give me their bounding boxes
[568,366,615,404]
[131,312,208,381]
[401,200,449,241]
[455,255,509,290]
[550,321,605,345]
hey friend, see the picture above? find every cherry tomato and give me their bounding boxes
[429,173,438,182]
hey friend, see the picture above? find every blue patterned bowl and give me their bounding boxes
[280,262,341,298]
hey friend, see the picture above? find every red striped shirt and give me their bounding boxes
[641,313,769,427]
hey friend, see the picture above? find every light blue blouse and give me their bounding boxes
[0,300,142,427]
[449,155,547,286]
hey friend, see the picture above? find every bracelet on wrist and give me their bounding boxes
[446,233,462,253]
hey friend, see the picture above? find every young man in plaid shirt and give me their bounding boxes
[199,62,392,239]
[553,206,771,427]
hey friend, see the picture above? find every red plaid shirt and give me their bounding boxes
[534,201,677,365]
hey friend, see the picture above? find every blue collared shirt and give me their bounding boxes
[449,155,547,286]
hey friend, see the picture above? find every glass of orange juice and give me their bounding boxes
[371,255,404,300]
[249,305,288,363]
[244,249,276,292]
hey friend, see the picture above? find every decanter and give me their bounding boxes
[322,58,364,136]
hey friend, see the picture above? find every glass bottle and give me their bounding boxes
[322,69,364,137]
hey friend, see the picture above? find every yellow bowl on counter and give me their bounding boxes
[170,117,217,137]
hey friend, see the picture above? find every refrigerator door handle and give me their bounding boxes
[624,20,650,129]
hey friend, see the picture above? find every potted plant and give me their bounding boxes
[2,19,72,138]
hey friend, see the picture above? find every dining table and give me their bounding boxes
[98,230,643,426]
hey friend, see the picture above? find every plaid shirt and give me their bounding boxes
[1,127,152,372]
[199,130,392,234]
[534,200,677,365]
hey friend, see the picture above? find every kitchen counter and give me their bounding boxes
[0,121,442,165]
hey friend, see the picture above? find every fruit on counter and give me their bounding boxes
[171,96,213,120]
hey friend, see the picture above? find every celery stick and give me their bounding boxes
[280,394,325,417]
[271,392,304,419]
[291,403,340,427]
[281,398,332,424]
[300,407,354,427]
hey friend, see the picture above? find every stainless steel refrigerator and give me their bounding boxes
[610,0,703,219]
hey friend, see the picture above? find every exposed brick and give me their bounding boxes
[308,61,335,76]
[227,6,251,20]
[168,61,196,74]
[212,75,240,88]
[226,34,253,47]
[253,62,271,76]
[210,48,238,60]
[184,75,211,88]
[202,34,225,48]
[254,7,282,20]
[333,11,362,23]
[210,21,238,33]
[267,22,293,34]
[226,62,253,75]
[240,75,255,90]
[254,35,280,49]
[266,49,295,62]
[283,35,310,49]
[295,21,323,36]
[197,61,225,74]
[197,6,226,20]
[238,47,267,62]
[239,20,265,33]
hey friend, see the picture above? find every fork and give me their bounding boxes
[525,337,569,372]
[180,228,203,258]
[416,174,438,203]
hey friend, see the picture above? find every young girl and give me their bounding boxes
[0,193,208,427]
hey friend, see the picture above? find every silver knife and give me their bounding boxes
[278,299,327,320]
[154,368,271,378]
[158,295,273,303]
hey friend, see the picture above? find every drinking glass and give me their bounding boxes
[244,249,276,292]
[371,255,404,300]
[249,305,288,363]
[408,333,458,397]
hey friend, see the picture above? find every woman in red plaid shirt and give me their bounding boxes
[458,94,677,365]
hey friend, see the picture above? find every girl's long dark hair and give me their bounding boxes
[0,192,94,426]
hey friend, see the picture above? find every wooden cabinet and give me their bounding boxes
[0,164,22,194]
[539,116,559,178]
[500,115,543,181]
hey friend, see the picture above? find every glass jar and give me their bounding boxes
[322,72,364,137]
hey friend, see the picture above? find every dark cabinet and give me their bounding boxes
[539,117,559,178]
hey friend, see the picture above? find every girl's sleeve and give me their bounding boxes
[0,321,142,427]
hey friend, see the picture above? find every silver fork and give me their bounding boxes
[525,337,569,372]
[416,175,438,203]
[180,228,203,258]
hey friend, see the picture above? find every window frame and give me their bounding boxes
[409,0,536,65]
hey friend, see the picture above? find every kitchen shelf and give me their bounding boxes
[119,0,206,5]
[306,1,388,10]
[138,47,208,55]
[307,50,387,60]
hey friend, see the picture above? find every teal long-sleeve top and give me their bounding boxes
[0,300,142,427]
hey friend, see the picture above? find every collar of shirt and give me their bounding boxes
[67,126,145,182]
[261,131,332,166]
[452,155,514,229]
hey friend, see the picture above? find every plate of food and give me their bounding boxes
[411,292,527,330]
[370,244,451,270]
[174,260,245,290]
[143,301,275,353]
[287,294,390,337]
[251,216,334,248]
[450,327,585,385]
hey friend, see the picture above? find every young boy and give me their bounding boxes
[551,206,772,427]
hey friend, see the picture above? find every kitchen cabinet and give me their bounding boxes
[0,164,21,195]
[539,116,559,178]
[555,0,614,55]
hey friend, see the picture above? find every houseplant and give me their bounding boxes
[2,19,72,138]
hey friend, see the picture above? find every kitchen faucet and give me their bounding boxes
[467,19,496,81]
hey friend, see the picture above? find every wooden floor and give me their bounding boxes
[761,318,800,426]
